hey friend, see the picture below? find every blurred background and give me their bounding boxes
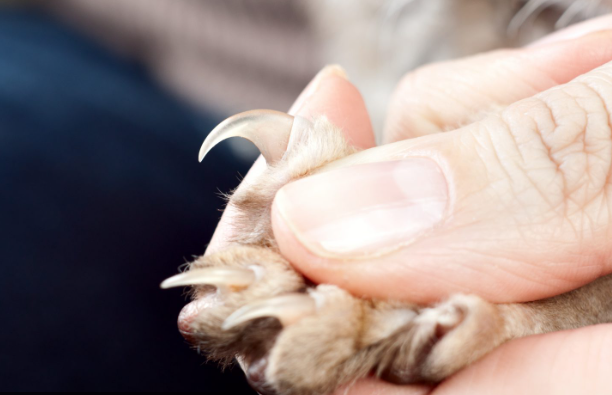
[1,0,609,392]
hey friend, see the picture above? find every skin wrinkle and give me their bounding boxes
[496,255,569,296]
[573,250,609,278]
[396,75,448,133]
[438,82,608,294]
[456,132,493,192]
[583,204,597,242]
[521,54,563,89]
[593,193,611,238]
[441,252,508,297]
[499,53,547,99]
[562,216,583,246]
[559,252,606,280]
[473,125,516,195]
[496,112,529,169]
[523,98,565,181]
[505,97,574,222]
[427,240,556,299]
[517,164,561,216]
[583,79,612,198]
[565,201,588,241]
[391,257,475,300]
[470,213,598,294]
[483,116,551,219]
[392,60,497,138]
[598,190,612,244]
[502,71,612,240]
[560,82,612,237]
[423,47,556,136]
[436,78,491,131]
[373,253,465,298]
[568,83,600,205]
[470,254,552,297]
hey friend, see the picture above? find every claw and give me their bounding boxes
[199,109,299,164]
[160,267,256,290]
[222,293,316,330]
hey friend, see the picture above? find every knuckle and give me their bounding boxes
[500,77,612,235]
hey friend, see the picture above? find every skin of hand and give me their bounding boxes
[208,15,612,395]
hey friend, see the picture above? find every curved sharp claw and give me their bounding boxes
[160,267,256,290]
[222,293,316,330]
[199,109,295,164]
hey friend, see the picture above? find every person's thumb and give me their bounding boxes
[272,60,612,305]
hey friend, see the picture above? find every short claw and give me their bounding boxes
[222,293,316,330]
[160,267,256,290]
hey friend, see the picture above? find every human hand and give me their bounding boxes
[267,16,612,395]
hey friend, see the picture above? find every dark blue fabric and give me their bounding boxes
[0,8,255,392]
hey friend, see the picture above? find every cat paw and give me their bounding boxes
[162,246,306,362]
[165,248,506,395]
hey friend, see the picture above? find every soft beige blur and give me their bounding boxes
[36,0,612,134]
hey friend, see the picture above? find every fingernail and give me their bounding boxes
[289,64,348,115]
[274,159,448,258]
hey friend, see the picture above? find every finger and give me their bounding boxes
[433,325,612,395]
[333,325,612,395]
[289,65,375,150]
[384,27,612,143]
[529,13,612,46]
[273,58,612,304]
[336,377,431,395]
[207,65,374,254]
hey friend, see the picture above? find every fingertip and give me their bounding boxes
[526,29,612,84]
[295,73,376,149]
[528,14,612,47]
[434,325,612,395]
[335,377,432,395]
